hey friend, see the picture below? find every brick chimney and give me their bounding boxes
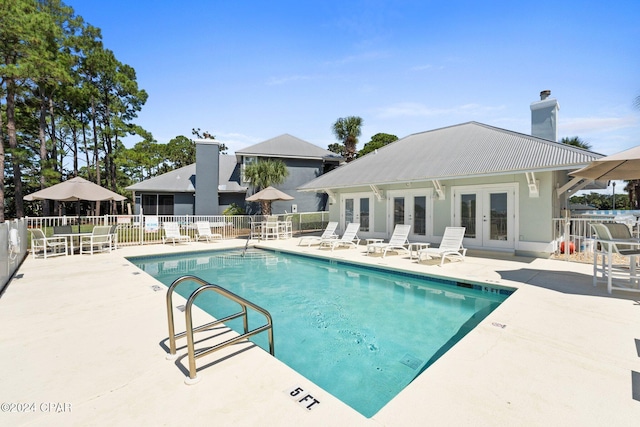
[530,90,559,141]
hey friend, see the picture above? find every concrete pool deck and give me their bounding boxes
[1,238,639,426]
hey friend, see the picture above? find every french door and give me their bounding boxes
[453,185,515,250]
[388,190,432,240]
[341,193,371,232]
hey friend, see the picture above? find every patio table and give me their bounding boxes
[53,232,92,255]
[408,242,430,260]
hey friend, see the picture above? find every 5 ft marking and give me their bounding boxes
[287,386,321,411]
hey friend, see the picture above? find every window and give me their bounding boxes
[242,156,257,183]
[141,194,174,215]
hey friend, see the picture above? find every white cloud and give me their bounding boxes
[410,64,433,71]
[374,102,505,119]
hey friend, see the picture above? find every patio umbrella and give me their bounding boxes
[24,176,126,202]
[24,177,126,232]
[246,186,294,215]
[570,145,640,180]
[245,186,294,202]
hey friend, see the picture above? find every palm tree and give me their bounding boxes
[560,136,592,150]
[332,116,363,162]
[243,159,289,215]
[624,180,640,209]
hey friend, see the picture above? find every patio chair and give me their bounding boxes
[162,222,191,245]
[319,223,361,251]
[195,221,222,242]
[298,221,339,246]
[261,215,280,240]
[417,227,467,266]
[591,223,640,293]
[279,215,293,239]
[53,225,73,235]
[30,228,68,259]
[108,224,119,250]
[366,224,412,258]
[79,225,113,255]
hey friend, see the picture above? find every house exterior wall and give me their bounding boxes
[220,193,247,214]
[247,158,336,214]
[174,193,195,215]
[325,171,560,256]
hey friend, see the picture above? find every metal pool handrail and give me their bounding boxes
[165,275,274,384]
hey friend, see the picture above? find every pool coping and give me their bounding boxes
[1,238,639,426]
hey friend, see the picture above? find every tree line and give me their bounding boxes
[0,1,230,221]
[0,0,150,220]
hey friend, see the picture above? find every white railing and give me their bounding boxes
[24,212,331,247]
[552,215,639,261]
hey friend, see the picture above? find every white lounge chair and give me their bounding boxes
[30,228,68,259]
[79,225,113,255]
[367,224,412,257]
[319,223,360,251]
[195,221,222,242]
[417,227,467,266]
[162,222,191,245]
[298,221,339,246]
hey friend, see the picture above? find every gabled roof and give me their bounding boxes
[235,134,343,162]
[126,156,246,193]
[298,122,604,191]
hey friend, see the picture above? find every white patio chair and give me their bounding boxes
[30,228,68,259]
[591,223,640,293]
[109,224,119,250]
[298,221,339,246]
[195,221,222,242]
[162,222,191,245]
[279,215,293,239]
[367,224,412,257]
[261,215,280,240]
[319,223,360,251]
[79,225,113,255]
[417,227,467,266]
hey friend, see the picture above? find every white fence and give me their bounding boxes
[552,215,639,261]
[24,212,331,247]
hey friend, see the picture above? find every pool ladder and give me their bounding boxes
[166,275,275,384]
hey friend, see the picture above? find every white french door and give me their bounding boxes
[341,193,372,232]
[388,190,432,240]
[453,185,515,250]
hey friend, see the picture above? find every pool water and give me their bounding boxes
[130,249,512,417]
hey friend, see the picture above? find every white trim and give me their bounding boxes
[525,172,539,198]
[370,185,384,202]
[386,188,434,241]
[451,183,519,251]
[340,192,374,233]
[432,180,445,200]
[556,176,585,198]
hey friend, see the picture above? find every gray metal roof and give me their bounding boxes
[236,134,343,162]
[298,122,604,191]
[126,156,246,193]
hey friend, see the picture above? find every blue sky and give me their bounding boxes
[69,0,639,160]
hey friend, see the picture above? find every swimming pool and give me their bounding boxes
[130,248,513,417]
